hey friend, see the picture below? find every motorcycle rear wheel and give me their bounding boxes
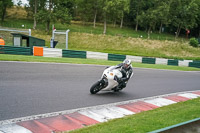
[90,81,101,94]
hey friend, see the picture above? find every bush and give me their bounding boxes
[189,38,199,47]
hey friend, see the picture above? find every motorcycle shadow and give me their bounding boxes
[91,91,128,97]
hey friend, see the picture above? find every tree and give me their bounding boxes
[110,0,129,28]
[0,0,13,23]
[26,0,46,29]
[26,0,74,32]
[54,0,73,25]
[146,9,157,36]
[196,0,200,37]
[137,8,157,38]
[153,0,171,34]
[33,0,37,29]
[36,0,73,32]
[76,0,102,28]
[102,0,125,34]
[129,0,146,31]
[102,0,109,34]
[170,0,199,38]
[119,0,129,28]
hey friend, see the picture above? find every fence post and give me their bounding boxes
[29,29,31,36]
[66,30,70,49]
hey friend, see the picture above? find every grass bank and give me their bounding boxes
[69,97,200,133]
[0,54,199,71]
[1,26,199,60]
[2,29,199,60]
[67,33,200,60]
[32,31,200,60]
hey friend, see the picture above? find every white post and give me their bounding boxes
[51,29,56,48]
[52,29,56,40]
[66,29,70,49]
[29,29,31,36]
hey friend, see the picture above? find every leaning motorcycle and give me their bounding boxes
[90,66,132,94]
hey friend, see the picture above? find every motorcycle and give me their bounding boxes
[90,66,132,94]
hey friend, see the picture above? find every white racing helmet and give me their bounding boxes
[123,59,131,69]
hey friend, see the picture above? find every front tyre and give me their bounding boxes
[90,81,101,94]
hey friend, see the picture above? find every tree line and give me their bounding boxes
[0,0,200,37]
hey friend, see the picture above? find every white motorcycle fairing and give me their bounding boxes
[101,66,122,91]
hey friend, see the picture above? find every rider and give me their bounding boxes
[115,59,133,90]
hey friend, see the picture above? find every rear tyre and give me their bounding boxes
[90,81,101,94]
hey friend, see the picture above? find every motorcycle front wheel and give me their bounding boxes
[90,81,102,94]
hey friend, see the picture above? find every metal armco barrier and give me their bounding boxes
[1,46,199,68]
[87,51,108,60]
[62,49,86,58]
[189,62,200,68]
[142,57,156,64]
[108,53,126,61]
[0,45,32,55]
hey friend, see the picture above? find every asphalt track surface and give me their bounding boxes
[0,61,200,121]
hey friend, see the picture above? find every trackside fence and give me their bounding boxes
[62,49,86,58]
[0,45,32,55]
[0,28,31,36]
[0,45,199,68]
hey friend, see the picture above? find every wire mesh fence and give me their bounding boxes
[0,28,31,46]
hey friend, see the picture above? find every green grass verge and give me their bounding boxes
[69,97,200,133]
[0,54,199,71]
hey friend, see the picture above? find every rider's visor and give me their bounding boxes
[124,64,129,68]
